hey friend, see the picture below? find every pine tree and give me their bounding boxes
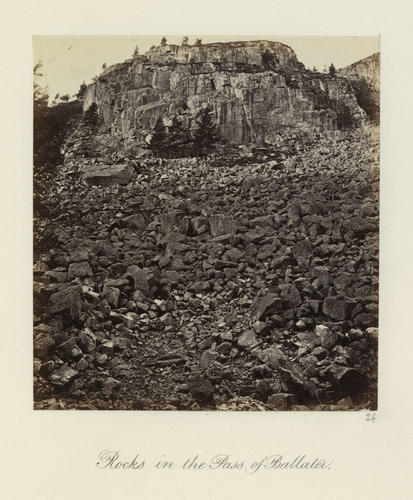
[161,36,167,46]
[182,36,189,46]
[192,106,218,156]
[168,115,189,155]
[329,63,336,76]
[76,82,87,100]
[133,45,139,57]
[195,39,202,47]
[150,117,167,155]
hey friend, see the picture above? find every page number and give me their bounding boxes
[365,412,376,423]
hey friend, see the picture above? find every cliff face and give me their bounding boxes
[84,40,367,146]
[338,53,380,123]
[338,52,380,92]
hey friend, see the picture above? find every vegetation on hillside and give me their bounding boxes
[33,63,82,218]
[149,107,219,158]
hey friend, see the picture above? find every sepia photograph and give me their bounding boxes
[33,35,380,411]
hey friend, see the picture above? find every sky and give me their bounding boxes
[33,35,380,101]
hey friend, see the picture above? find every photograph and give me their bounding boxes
[33,35,380,411]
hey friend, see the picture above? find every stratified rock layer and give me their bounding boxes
[83,41,367,145]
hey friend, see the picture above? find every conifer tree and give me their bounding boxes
[150,116,167,155]
[192,106,218,156]
[168,115,189,155]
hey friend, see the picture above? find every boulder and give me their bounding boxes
[49,366,79,387]
[82,164,134,186]
[188,375,215,402]
[48,286,82,323]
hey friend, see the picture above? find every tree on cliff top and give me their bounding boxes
[161,36,167,46]
[133,45,140,57]
[192,106,219,156]
[77,82,87,100]
[329,63,336,76]
[195,39,202,47]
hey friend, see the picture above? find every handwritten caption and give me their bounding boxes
[96,451,333,473]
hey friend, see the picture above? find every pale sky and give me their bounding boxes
[33,35,379,101]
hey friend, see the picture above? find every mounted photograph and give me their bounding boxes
[33,35,379,411]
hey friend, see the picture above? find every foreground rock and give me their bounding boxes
[33,125,379,410]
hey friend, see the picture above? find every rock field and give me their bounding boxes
[33,125,379,411]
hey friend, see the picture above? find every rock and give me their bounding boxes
[279,284,301,307]
[267,393,298,410]
[322,296,348,321]
[100,340,115,355]
[76,358,89,371]
[336,396,354,410]
[312,346,328,360]
[48,286,82,323]
[33,358,42,375]
[315,325,338,349]
[250,293,282,320]
[101,377,121,397]
[200,350,219,368]
[57,338,82,359]
[67,262,93,281]
[104,286,120,308]
[78,328,97,353]
[82,164,134,186]
[96,353,108,364]
[209,215,237,237]
[238,330,259,350]
[188,374,215,402]
[216,342,232,354]
[292,239,313,265]
[126,265,151,295]
[122,214,147,230]
[49,366,79,387]
[33,331,55,358]
[45,270,67,283]
[69,249,90,263]
[258,347,286,369]
[327,365,368,395]
[366,327,378,344]
[159,313,174,326]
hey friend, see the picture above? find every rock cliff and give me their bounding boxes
[83,40,367,146]
[338,52,380,92]
[338,53,380,122]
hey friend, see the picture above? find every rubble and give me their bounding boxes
[33,125,379,411]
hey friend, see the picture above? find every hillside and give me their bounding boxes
[33,41,380,411]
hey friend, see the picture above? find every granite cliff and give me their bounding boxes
[83,40,367,147]
[338,52,380,123]
[338,52,380,93]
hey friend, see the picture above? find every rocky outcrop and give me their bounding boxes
[338,53,380,122]
[83,40,367,146]
[338,52,380,92]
